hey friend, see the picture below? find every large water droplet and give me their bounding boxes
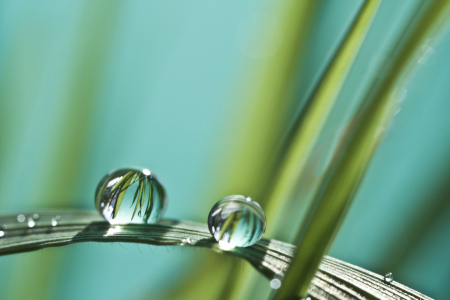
[95,167,167,224]
[208,195,266,248]
[384,272,394,283]
[51,218,58,226]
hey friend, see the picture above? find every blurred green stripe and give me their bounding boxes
[4,1,120,299]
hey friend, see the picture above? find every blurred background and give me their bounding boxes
[0,0,449,299]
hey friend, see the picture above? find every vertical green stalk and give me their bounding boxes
[272,1,450,299]
[264,0,380,240]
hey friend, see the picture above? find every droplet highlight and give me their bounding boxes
[51,218,58,226]
[95,167,167,224]
[17,214,25,222]
[0,231,4,237]
[384,272,394,283]
[28,217,35,228]
[208,195,266,248]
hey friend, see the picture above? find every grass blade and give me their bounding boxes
[273,1,450,299]
[0,210,432,300]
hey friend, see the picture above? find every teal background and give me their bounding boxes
[0,0,449,299]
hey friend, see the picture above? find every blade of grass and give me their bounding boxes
[0,210,432,300]
[264,0,380,240]
[273,1,450,299]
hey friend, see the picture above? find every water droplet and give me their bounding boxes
[181,238,192,245]
[51,218,58,226]
[55,215,61,221]
[0,231,4,237]
[33,214,39,220]
[270,278,281,289]
[28,217,35,228]
[1,224,7,230]
[208,195,266,248]
[17,214,25,222]
[95,167,167,224]
[384,272,394,283]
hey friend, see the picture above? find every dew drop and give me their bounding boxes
[28,217,35,228]
[1,224,7,230]
[55,215,61,221]
[33,214,39,220]
[95,167,167,224]
[0,231,4,237]
[208,195,266,248]
[181,238,192,245]
[17,214,25,222]
[270,278,281,289]
[384,272,394,283]
[51,218,58,226]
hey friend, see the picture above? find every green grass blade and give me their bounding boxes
[273,1,450,299]
[264,0,381,240]
[0,211,433,300]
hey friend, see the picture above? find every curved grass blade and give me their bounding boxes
[0,210,433,300]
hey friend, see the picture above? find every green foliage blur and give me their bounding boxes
[0,1,449,299]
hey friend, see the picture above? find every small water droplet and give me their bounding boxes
[1,224,7,230]
[245,197,252,202]
[0,231,4,237]
[51,218,58,226]
[28,217,35,228]
[17,214,25,222]
[270,278,281,289]
[208,195,266,248]
[95,167,167,224]
[181,238,192,245]
[384,272,394,283]
[55,215,61,221]
[33,214,39,220]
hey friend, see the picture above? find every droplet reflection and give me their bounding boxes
[208,195,266,248]
[384,272,394,283]
[95,167,167,224]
